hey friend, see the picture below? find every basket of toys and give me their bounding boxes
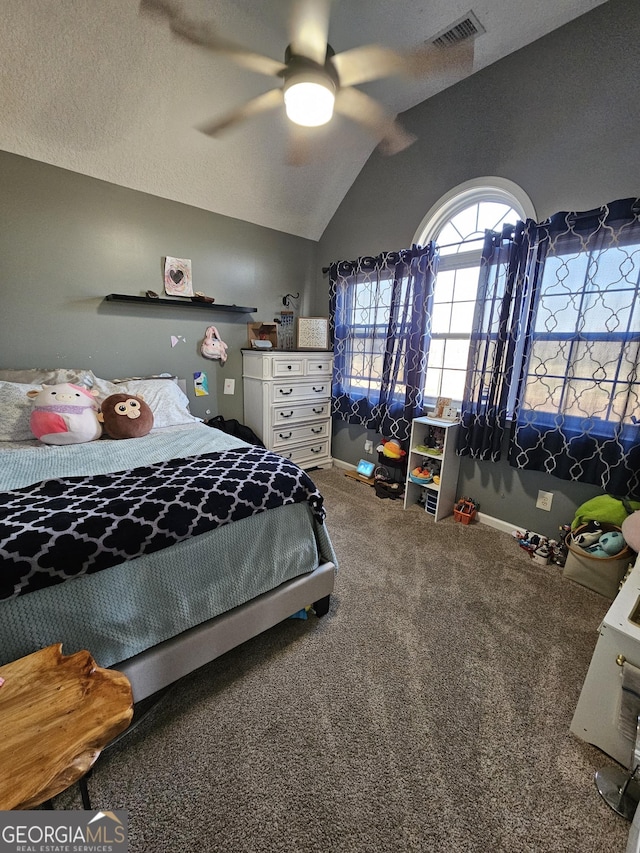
[454,497,477,525]
[409,465,433,485]
[563,521,634,599]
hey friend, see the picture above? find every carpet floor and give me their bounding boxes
[54,467,630,852]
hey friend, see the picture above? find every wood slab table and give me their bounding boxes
[0,644,133,810]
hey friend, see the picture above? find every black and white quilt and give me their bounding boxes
[0,446,325,600]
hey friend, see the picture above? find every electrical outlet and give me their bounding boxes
[364,440,373,454]
[223,378,235,395]
[536,490,554,511]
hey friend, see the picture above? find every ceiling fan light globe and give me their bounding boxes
[283,75,335,127]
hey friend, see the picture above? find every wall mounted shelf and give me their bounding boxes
[104,294,256,313]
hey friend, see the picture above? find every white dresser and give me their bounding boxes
[242,349,333,470]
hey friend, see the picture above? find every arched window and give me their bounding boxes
[413,178,535,405]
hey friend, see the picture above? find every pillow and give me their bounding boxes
[0,368,97,386]
[107,379,200,428]
[90,374,179,402]
[0,381,40,441]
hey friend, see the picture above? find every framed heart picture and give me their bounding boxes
[164,257,193,297]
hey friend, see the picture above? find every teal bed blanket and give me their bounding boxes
[0,423,337,668]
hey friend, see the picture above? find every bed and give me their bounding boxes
[0,369,337,702]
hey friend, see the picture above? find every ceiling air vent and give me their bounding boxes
[430,11,485,48]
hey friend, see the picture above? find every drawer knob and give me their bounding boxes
[280,411,294,418]
[312,386,325,393]
[279,432,293,439]
[279,388,293,395]
[287,365,292,370]
[313,407,324,414]
[311,427,322,434]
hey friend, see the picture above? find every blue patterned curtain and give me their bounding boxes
[328,244,438,444]
[457,223,529,461]
[508,198,640,497]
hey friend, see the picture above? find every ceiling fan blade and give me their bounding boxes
[332,36,475,89]
[334,88,416,155]
[331,45,405,88]
[140,0,285,78]
[289,0,331,64]
[197,88,284,137]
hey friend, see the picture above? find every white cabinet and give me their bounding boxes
[570,555,640,766]
[403,416,460,521]
[242,350,333,470]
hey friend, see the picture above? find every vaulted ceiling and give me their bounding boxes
[1,0,609,240]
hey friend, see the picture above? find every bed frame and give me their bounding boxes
[117,560,335,702]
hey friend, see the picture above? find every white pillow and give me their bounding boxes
[106,379,200,429]
[0,381,40,441]
[0,368,97,386]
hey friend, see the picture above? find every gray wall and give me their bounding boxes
[0,151,318,421]
[317,0,640,536]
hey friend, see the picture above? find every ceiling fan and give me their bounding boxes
[140,0,475,160]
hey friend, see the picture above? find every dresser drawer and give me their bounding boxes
[271,358,305,377]
[305,357,332,377]
[273,400,330,425]
[272,380,330,403]
[276,439,331,467]
[271,421,330,448]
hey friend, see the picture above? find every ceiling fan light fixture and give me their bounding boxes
[283,70,335,127]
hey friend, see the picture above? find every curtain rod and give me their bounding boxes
[321,234,486,274]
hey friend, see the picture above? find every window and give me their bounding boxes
[518,220,640,434]
[414,178,535,407]
[505,198,640,495]
[340,265,394,394]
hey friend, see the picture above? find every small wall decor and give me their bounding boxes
[296,316,329,350]
[274,310,295,350]
[201,325,228,363]
[194,371,209,396]
[164,257,193,297]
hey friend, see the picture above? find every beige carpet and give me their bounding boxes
[54,467,630,852]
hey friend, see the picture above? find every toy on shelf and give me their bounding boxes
[409,465,433,485]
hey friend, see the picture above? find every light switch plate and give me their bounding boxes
[223,378,235,395]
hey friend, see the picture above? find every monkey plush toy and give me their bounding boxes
[99,393,154,439]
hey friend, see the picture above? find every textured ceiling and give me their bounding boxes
[1,0,608,240]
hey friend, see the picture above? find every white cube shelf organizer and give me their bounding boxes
[403,416,460,522]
